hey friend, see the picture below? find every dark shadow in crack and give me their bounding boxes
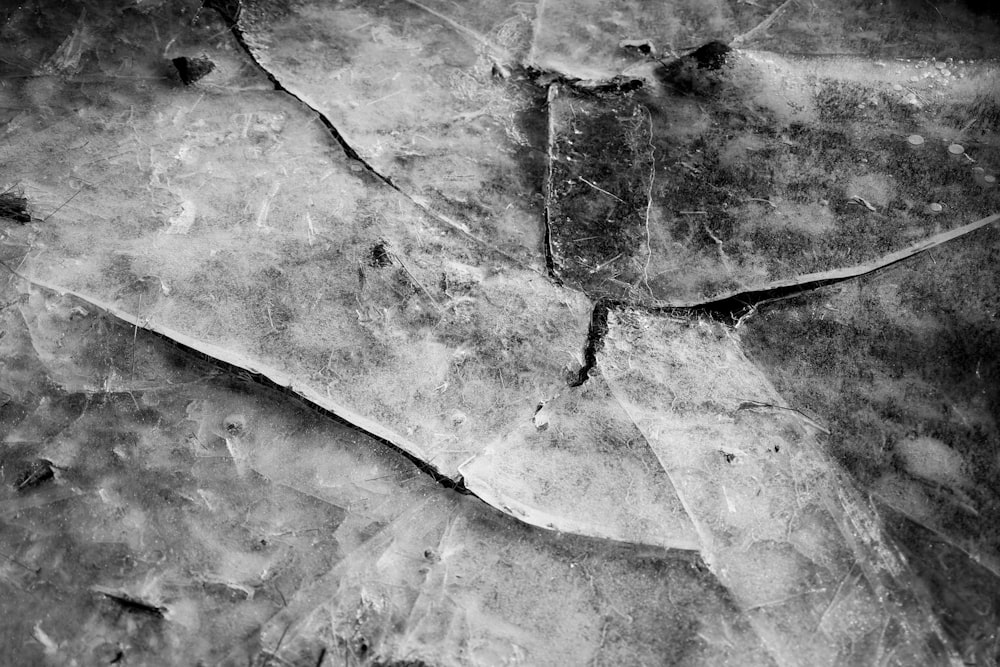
[570,213,1000,387]
[134,311,474,495]
[208,0,550,277]
[206,0,390,185]
[569,301,609,387]
[0,258,471,497]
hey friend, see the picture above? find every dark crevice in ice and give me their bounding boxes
[569,212,1000,386]
[207,0,391,185]
[661,276,851,325]
[569,276,921,387]
[99,591,168,618]
[569,275,852,387]
[569,301,609,387]
[207,0,543,275]
[1,258,473,498]
[525,66,645,95]
[664,213,1000,324]
[569,273,851,388]
[209,0,659,281]
[149,324,474,496]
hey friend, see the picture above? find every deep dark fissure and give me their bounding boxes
[0,258,472,498]
[211,0,550,273]
[567,247,956,387]
[207,0,394,188]
[569,301,609,386]
[145,322,474,495]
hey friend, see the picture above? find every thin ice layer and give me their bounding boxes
[0,277,775,666]
[237,0,548,268]
[597,309,958,665]
[545,52,1000,303]
[0,0,702,551]
[460,374,701,551]
[0,0,592,488]
[740,225,1000,661]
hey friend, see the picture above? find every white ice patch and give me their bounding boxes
[165,200,196,234]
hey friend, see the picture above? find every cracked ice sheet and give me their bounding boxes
[739,226,1000,662]
[0,276,775,666]
[595,308,958,665]
[237,0,549,268]
[258,497,777,666]
[545,51,1000,303]
[0,2,588,476]
[459,372,701,551]
[0,0,703,549]
[0,276,436,665]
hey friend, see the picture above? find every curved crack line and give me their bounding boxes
[658,211,1000,321]
[0,257,468,494]
[570,212,1000,386]
[177,4,1000,547]
[207,1,374,171]
[209,0,549,280]
[2,261,686,552]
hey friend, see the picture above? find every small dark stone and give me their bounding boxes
[172,56,215,85]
